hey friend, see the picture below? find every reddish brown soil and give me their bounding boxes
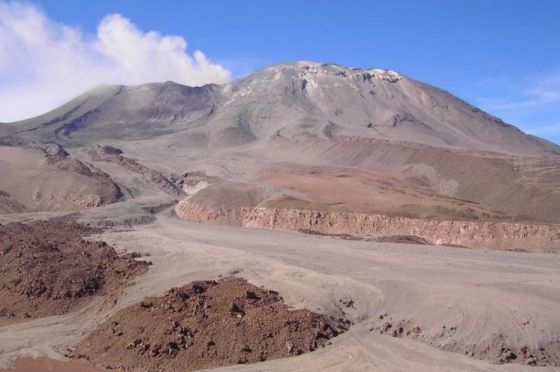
[0,216,149,320]
[74,277,348,371]
[0,318,26,328]
[0,357,104,372]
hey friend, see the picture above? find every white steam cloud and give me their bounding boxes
[0,1,231,122]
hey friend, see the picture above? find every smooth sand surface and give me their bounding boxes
[1,215,559,371]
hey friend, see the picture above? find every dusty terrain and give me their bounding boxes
[74,277,347,371]
[1,61,560,371]
[1,214,559,371]
[1,357,103,372]
[0,216,148,319]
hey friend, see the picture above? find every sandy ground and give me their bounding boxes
[0,357,103,372]
[1,212,559,371]
[0,319,25,328]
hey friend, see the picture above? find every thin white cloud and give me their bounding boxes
[527,123,560,136]
[0,1,231,122]
[477,71,560,112]
[472,71,560,144]
[526,74,560,103]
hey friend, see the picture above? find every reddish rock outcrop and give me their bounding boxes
[175,201,560,252]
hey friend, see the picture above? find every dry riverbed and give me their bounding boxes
[1,214,560,371]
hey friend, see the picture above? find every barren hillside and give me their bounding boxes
[1,61,559,242]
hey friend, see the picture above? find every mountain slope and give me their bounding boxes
[1,61,557,155]
[1,61,559,225]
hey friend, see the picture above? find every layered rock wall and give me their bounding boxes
[175,201,560,252]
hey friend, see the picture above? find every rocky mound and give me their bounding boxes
[73,277,348,371]
[0,216,149,319]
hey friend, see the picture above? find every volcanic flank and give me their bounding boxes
[2,62,560,371]
[1,62,558,251]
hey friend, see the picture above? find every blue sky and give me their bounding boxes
[1,0,559,144]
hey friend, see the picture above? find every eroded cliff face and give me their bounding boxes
[0,145,121,213]
[175,201,560,253]
[37,144,122,207]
